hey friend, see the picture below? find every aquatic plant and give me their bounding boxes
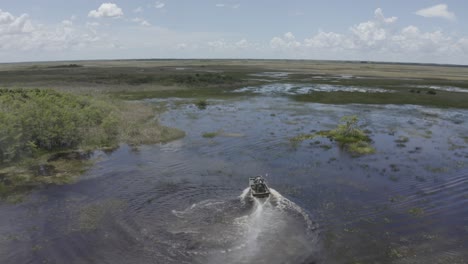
[291,115,375,155]
[394,136,409,144]
[290,133,317,144]
[347,141,375,155]
[202,132,218,138]
[408,207,424,217]
[195,99,208,110]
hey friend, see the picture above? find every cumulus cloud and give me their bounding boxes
[271,8,400,52]
[348,8,398,49]
[215,3,240,9]
[88,3,124,18]
[176,43,188,49]
[62,20,73,27]
[0,9,34,35]
[132,17,151,27]
[390,26,454,54]
[268,8,400,53]
[374,8,397,24]
[2,6,468,64]
[235,39,249,49]
[415,4,455,21]
[264,8,468,63]
[270,32,301,49]
[0,9,108,55]
[208,39,228,49]
[133,7,144,13]
[304,31,349,50]
[155,1,165,9]
[86,22,100,27]
[208,38,255,51]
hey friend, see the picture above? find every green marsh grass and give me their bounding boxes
[195,99,208,110]
[202,132,218,138]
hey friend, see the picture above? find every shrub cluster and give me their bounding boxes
[162,73,235,86]
[0,89,119,163]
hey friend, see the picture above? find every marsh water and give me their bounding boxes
[1,88,468,263]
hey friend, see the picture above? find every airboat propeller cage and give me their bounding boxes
[249,176,271,198]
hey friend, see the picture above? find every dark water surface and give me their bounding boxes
[1,95,467,264]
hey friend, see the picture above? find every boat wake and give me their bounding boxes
[168,188,319,264]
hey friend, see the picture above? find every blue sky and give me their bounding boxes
[1,1,468,64]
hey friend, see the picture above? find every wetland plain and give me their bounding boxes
[0,59,467,263]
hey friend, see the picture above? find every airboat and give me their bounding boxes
[249,176,270,198]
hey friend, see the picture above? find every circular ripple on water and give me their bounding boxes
[123,187,321,264]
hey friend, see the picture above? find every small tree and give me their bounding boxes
[338,115,359,137]
[293,115,375,155]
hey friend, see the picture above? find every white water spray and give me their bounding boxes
[169,187,318,263]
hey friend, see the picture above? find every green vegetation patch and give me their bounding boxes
[407,207,425,217]
[116,101,185,145]
[202,132,218,138]
[0,89,119,163]
[292,90,468,109]
[395,136,409,144]
[462,136,468,144]
[47,64,83,68]
[291,116,375,155]
[195,99,208,110]
[0,89,185,200]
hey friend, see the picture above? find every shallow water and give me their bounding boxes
[234,83,393,95]
[1,93,467,263]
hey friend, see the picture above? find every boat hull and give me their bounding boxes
[249,177,270,198]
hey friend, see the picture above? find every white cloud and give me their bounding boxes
[265,8,468,63]
[208,38,255,51]
[133,7,143,13]
[215,3,240,9]
[88,3,124,18]
[62,20,73,27]
[86,22,100,27]
[415,4,455,21]
[176,43,187,49]
[457,38,468,53]
[0,9,34,35]
[208,39,228,49]
[235,39,249,49]
[2,6,468,64]
[270,32,301,49]
[390,26,454,54]
[155,1,165,9]
[349,8,398,48]
[374,8,397,24]
[304,31,349,50]
[0,9,109,56]
[132,17,151,27]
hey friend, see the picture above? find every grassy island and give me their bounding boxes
[292,115,375,155]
